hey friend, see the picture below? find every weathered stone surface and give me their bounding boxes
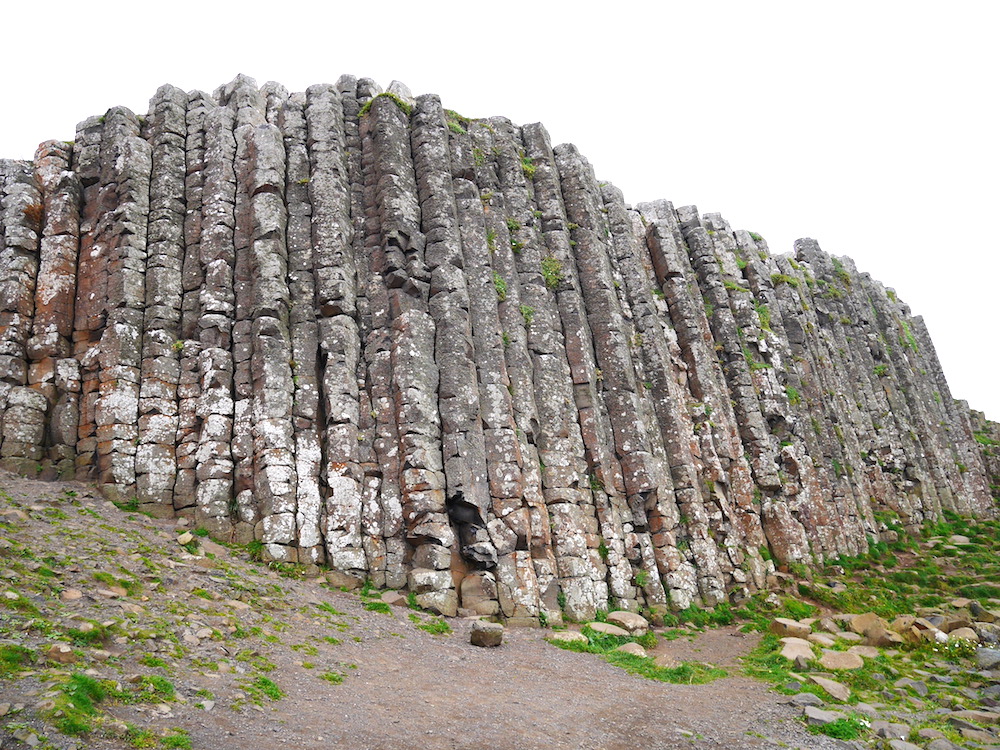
[588,622,630,638]
[771,618,811,638]
[470,620,504,647]
[779,637,814,662]
[807,675,851,701]
[818,650,864,670]
[1,74,997,625]
[606,611,649,635]
[615,642,647,656]
[976,648,1000,670]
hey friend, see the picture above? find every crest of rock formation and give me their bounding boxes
[1,75,996,622]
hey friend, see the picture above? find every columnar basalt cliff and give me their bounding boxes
[1,75,995,622]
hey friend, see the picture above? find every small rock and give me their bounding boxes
[0,702,9,716]
[803,705,843,726]
[615,642,647,656]
[847,645,879,658]
[606,611,649,635]
[46,643,77,664]
[849,612,884,635]
[778,637,814,662]
[975,648,1000,669]
[176,531,194,545]
[770,617,811,638]
[470,620,503,647]
[807,674,850,701]
[782,693,824,707]
[380,591,406,607]
[872,720,910,739]
[949,627,980,643]
[949,534,970,545]
[894,677,929,696]
[807,633,836,647]
[60,588,83,601]
[948,709,1000,725]
[887,741,921,750]
[926,739,961,750]
[917,727,946,739]
[587,622,630,638]
[819,650,864,670]
[951,597,972,608]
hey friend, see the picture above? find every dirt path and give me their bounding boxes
[0,471,841,750]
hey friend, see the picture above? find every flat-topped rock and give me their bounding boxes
[606,611,649,635]
[587,622,630,638]
[770,618,811,638]
[806,675,850,702]
[818,650,864,670]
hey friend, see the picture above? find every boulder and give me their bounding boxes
[948,627,978,642]
[778,637,814,662]
[770,618,811,638]
[849,612,884,635]
[807,633,836,647]
[818,650,864,670]
[470,620,503,647]
[807,675,850,701]
[606,611,649,635]
[587,622,630,638]
[976,647,1000,670]
[803,705,843,726]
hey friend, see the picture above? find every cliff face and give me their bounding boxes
[0,75,994,622]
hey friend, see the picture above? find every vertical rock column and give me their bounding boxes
[192,100,238,537]
[554,145,670,611]
[305,84,363,573]
[411,96,493,590]
[361,91,455,614]
[642,212,728,606]
[489,120,599,621]
[91,109,151,502]
[136,85,187,514]
[279,91,324,566]
[0,159,45,472]
[239,117,298,562]
[173,90,211,514]
[29,141,81,478]
[466,118,553,619]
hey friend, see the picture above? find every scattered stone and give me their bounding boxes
[872,720,910,739]
[60,588,83,601]
[587,622,630,638]
[948,627,978,642]
[770,618,811,638]
[926,739,961,750]
[778,637,814,662]
[807,675,850,702]
[818,650,864,670]
[606,611,649,635]
[615,642,647,657]
[894,677,929,697]
[949,709,1000,725]
[176,531,194,546]
[951,597,972,608]
[887,741,921,750]
[803,705,844,726]
[45,643,76,664]
[949,534,970,545]
[807,633,836,647]
[470,620,503,647]
[976,648,1000,670]
[380,591,407,607]
[782,693,824,707]
[849,612,884,635]
[847,645,879,659]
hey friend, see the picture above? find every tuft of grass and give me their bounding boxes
[408,613,451,635]
[363,600,392,614]
[320,670,344,684]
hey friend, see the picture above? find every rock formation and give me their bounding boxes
[0,75,995,622]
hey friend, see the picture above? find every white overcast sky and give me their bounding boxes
[3,1,998,419]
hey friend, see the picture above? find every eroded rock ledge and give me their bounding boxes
[0,75,995,622]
